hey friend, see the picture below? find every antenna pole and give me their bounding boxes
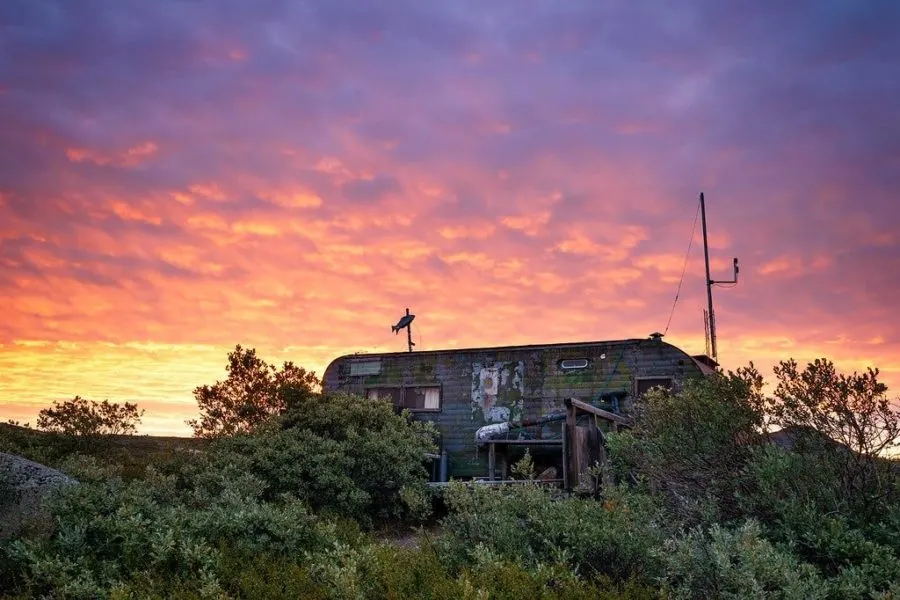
[406,308,413,352]
[703,308,711,357]
[699,192,740,363]
[700,193,718,361]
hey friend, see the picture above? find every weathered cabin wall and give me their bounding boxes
[322,338,705,478]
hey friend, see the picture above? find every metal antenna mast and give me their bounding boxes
[703,308,711,357]
[700,192,739,362]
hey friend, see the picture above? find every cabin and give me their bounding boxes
[322,335,715,484]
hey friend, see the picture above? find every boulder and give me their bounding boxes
[0,452,76,539]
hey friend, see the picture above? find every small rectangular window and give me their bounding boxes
[350,360,382,376]
[401,386,441,411]
[366,387,401,406]
[366,386,440,411]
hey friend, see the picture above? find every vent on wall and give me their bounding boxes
[560,358,589,371]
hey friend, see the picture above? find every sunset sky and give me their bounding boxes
[1,1,898,435]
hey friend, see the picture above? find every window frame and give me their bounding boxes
[365,384,442,413]
[348,359,382,376]
[559,358,590,371]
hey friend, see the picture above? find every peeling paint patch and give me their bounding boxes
[471,361,524,423]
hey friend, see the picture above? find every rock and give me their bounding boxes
[0,452,77,539]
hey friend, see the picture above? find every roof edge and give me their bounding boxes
[328,336,682,363]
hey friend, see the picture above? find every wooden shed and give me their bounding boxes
[322,335,714,483]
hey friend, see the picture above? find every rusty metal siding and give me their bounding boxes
[321,338,705,478]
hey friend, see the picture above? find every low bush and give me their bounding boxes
[437,481,666,584]
[0,458,332,599]
[791,516,900,599]
[607,368,765,528]
[737,444,847,528]
[225,541,655,600]
[120,544,659,600]
[661,520,828,599]
[737,437,900,598]
[208,391,439,525]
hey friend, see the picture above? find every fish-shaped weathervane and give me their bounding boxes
[392,308,416,352]
[392,311,415,333]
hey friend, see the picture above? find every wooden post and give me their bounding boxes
[561,423,569,490]
[590,415,601,493]
[566,400,579,490]
[488,442,496,481]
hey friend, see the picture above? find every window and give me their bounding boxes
[402,386,441,410]
[366,386,440,411]
[366,387,401,405]
[349,360,382,376]
[560,358,589,371]
[636,377,672,397]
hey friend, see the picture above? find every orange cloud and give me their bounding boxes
[262,191,324,209]
[231,220,282,237]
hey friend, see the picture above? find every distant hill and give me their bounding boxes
[0,421,203,448]
[766,424,900,474]
[766,424,852,453]
[0,422,207,478]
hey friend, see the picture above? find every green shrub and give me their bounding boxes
[1,461,327,598]
[738,445,900,598]
[437,482,666,584]
[792,516,900,599]
[0,423,80,466]
[661,520,827,599]
[208,391,438,525]
[609,370,765,528]
[296,541,656,600]
[37,396,144,437]
[0,391,437,596]
[863,496,900,555]
[738,444,846,523]
[221,552,331,600]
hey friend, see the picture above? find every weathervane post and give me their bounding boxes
[405,308,414,352]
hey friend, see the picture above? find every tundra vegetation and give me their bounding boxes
[1,346,898,599]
